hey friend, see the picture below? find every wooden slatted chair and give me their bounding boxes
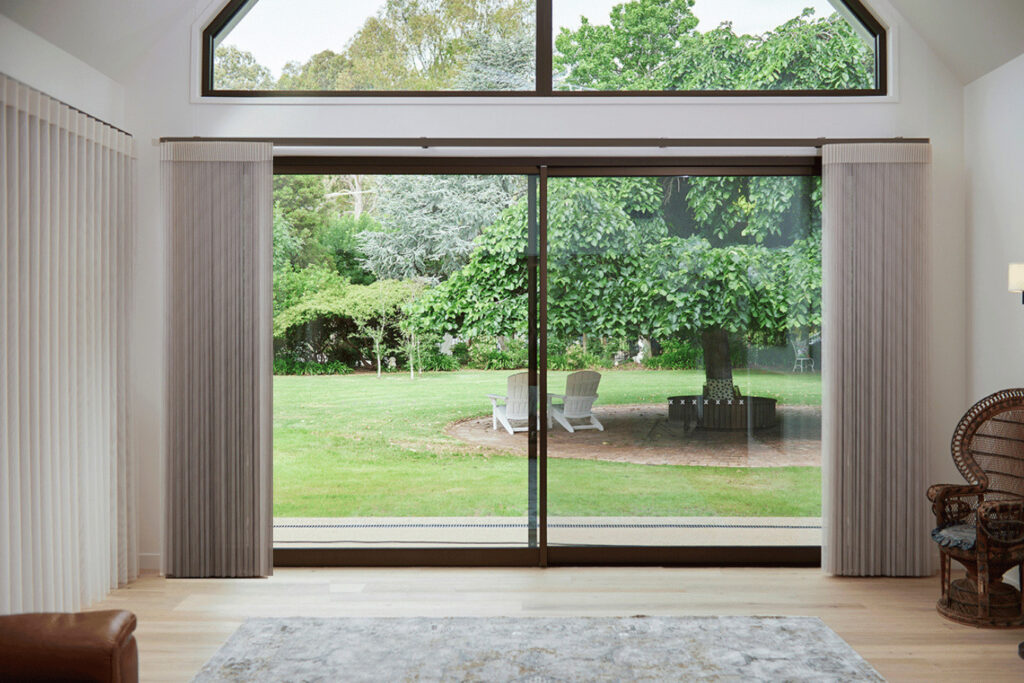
[487,372,530,435]
[927,388,1024,627]
[550,370,604,433]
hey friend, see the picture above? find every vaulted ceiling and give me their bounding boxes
[2,0,1024,86]
[888,0,1024,83]
[0,0,193,83]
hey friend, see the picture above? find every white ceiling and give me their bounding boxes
[0,0,196,83]
[887,0,1024,83]
[2,0,1024,86]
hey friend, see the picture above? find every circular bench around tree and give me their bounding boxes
[668,395,777,430]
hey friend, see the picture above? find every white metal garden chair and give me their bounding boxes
[550,370,604,433]
[487,372,531,435]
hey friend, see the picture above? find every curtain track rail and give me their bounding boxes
[157,137,929,148]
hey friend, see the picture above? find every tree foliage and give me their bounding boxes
[554,0,874,92]
[274,272,422,372]
[278,50,350,90]
[215,0,533,91]
[358,174,526,281]
[682,176,821,245]
[415,176,822,384]
[273,175,376,283]
[213,45,274,89]
[455,26,535,90]
[247,0,853,381]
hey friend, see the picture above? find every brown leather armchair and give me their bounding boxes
[0,610,138,682]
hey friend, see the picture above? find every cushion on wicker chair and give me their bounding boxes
[931,524,976,551]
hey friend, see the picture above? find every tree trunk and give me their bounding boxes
[375,344,382,379]
[409,334,415,380]
[351,175,363,219]
[700,326,733,384]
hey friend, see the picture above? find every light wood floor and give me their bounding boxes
[89,567,1023,682]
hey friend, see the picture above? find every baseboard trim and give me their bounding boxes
[138,552,162,573]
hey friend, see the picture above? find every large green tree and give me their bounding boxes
[455,26,535,90]
[415,175,822,389]
[274,272,422,371]
[340,0,534,90]
[277,50,351,90]
[416,177,670,343]
[533,0,858,388]
[553,0,874,91]
[213,45,274,89]
[358,174,526,281]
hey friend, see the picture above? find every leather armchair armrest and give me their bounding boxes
[0,610,138,682]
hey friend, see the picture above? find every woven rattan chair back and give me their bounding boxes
[950,388,1024,504]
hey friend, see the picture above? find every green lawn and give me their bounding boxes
[273,369,822,518]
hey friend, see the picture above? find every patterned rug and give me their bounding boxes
[193,616,884,682]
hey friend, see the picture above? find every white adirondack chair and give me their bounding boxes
[550,370,604,433]
[487,372,531,435]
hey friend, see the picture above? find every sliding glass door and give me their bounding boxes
[272,173,540,549]
[271,159,822,563]
[544,173,822,549]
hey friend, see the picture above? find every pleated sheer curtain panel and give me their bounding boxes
[163,141,273,578]
[0,74,137,613]
[821,142,934,577]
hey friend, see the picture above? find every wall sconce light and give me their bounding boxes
[1010,263,1024,305]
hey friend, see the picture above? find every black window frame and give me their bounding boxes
[202,0,888,97]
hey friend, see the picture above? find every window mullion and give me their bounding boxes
[537,0,553,96]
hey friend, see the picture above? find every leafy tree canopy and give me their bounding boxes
[554,0,874,91]
[274,272,422,338]
[278,50,351,90]
[455,25,535,90]
[358,174,526,281]
[679,176,821,246]
[340,0,534,90]
[273,175,377,282]
[214,45,274,89]
[415,176,822,384]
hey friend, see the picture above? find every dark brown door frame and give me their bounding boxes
[272,153,823,568]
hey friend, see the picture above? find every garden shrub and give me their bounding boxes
[273,358,353,376]
[468,337,528,370]
[643,338,750,371]
[450,342,470,367]
[549,346,609,371]
[644,339,703,370]
[416,347,461,371]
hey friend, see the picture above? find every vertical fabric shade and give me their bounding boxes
[0,74,137,613]
[822,143,934,576]
[163,141,273,578]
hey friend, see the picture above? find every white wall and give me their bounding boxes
[0,14,126,129]
[56,0,966,568]
[965,54,1024,399]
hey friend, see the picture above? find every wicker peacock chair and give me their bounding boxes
[928,388,1024,628]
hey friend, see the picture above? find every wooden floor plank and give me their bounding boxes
[87,568,1024,682]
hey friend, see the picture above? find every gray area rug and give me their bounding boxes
[193,616,884,682]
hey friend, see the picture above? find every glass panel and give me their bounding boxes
[553,0,877,91]
[213,0,536,91]
[272,173,538,547]
[545,174,822,547]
